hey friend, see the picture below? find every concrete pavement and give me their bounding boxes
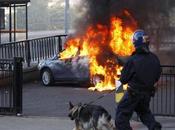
[0,115,175,130]
[0,116,73,130]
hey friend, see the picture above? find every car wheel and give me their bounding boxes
[41,69,54,86]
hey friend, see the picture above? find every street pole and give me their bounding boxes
[9,5,12,42]
[64,0,69,34]
[0,8,1,44]
[14,4,16,42]
[26,3,28,40]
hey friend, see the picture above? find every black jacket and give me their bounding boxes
[119,46,162,91]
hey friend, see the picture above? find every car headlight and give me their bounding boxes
[38,61,44,69]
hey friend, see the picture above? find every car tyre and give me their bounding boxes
[41,69,54,86]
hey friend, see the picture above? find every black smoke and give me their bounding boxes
[74,0,174,37]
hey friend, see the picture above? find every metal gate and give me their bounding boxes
[151,65,175,116]
[0,57,23,115]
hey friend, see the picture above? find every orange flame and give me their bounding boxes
[60,14,136,91]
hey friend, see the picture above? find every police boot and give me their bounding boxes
[153,122,162,130]
[153,127,161,130]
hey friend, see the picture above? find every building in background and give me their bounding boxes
[0,0,30,44]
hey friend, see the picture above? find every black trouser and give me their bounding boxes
[115,90,161,130]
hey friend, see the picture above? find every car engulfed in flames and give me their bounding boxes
[38,53,127,89]
[59,15,137,92]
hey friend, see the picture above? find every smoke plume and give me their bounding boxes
[74,0,174,37]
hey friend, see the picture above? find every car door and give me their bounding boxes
[52,58,76,80]
[71,56,90,81]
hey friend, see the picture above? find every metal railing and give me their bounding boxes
[0,35,67,66]
[0,57,23,115]
[151,65,175,116]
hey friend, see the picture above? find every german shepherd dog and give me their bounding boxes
[68,102,115,130]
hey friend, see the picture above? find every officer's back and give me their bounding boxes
[128,45,161,91]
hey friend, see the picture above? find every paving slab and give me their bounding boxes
[0,116,175,130]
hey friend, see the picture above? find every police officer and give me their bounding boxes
[115,30,162,130]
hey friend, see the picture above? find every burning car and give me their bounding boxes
[38,55,92,86]
[38,11,136,91]
[38,53,128,91]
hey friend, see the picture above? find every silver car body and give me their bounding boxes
[38,55,90,84]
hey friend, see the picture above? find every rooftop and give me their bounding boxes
[0,0,30,7]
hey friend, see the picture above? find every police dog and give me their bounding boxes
[68,102,115,130]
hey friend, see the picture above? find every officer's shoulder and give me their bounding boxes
[149,52,159,58]
[149,52,161,63]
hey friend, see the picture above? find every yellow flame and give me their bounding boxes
[110,18,135,56]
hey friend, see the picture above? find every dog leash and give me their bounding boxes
[86,89,115,105]
[75,90,115,120]
[73,90,116,120]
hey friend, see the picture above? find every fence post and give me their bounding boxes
[58,36,62,52]
[13,57,23,115]
[25,40,31,67]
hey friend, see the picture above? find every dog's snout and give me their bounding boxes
[68,113,74,120]
[68,113,71,118]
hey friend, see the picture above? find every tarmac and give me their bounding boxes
[0,83,175,130]
[0,115,175,130]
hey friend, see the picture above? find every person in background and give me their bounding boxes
[115,30,162,130]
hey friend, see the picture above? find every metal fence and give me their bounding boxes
[0,57,23,115]
[0,35,67,67]
[151,65,175,116]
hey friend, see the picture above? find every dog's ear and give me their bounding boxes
[69,101,74,109]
